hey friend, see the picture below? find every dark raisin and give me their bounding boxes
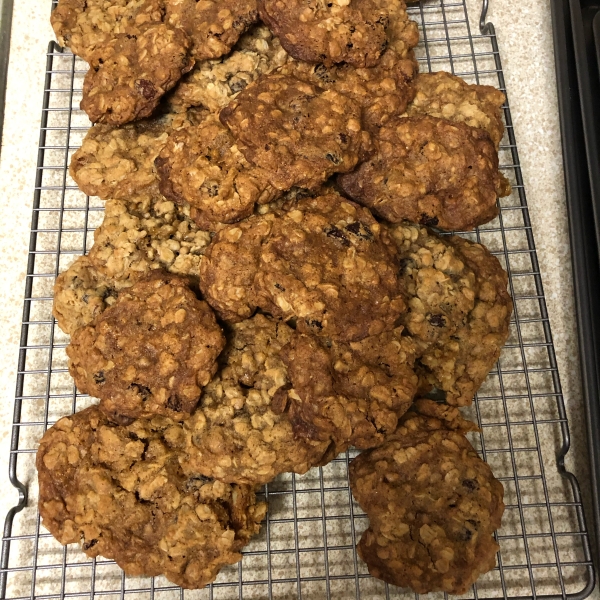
[274,283,285,291]
[167,394,183,412]
[307,319,323,330]
[428,314,446,328]
[345,221,374,241]
[420,214,439,228]
[82,538,98,550]
[398,257,414,274]
[93,371,105,385]
[462,478,479,491]
[457,527,473,541]
[135,79,157,100]
[339,132,348,144]
[129,383,151,401]
[325,226,350,246]
[325,153,342,165]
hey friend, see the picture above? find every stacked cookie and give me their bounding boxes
[39,0,512,594]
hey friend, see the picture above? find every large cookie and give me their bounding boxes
[220,72,368,191]
[180,314,332,485]
[37,406,265,589]
[406,71,506,148]
[81,23,194,126]
[257,0,389,67]
[339,115,511,231]
[199,193,405,342]
[167,24,290,114]
[165,0,258,61]
[155,114,279,228]
[67,273,225,420]
[50,0,164,62]
[349,401,504,594]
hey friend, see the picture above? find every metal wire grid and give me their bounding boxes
[0,1,595,599]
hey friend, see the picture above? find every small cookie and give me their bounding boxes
[81,23,194,126]
[165,0,258,61]
[257,0,389,67]
[199,193,405,342]
[50,0,164,62]
[181,314,332,485]
[53,255,124,336]
[155,114,279,228]
[220,72,368,191]
[413,235,513,405]
[37,406,265,589]
[283,328,418,450]
[167,24,290,114]
[406,71,506,148]
[349,407,504,594]
[338,115,511,231]
[67,273,225,420]
[88,196,212,284]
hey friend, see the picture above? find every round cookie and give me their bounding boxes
[88,196,212,284]
[37,406,266,589]
[67,273,225,420]
[349,404,504,594]
[413,235,513,406]
[180,314,332,485]
[338,115,511,231]
[50,0,164,62]
[165,0,258,61]
[81,23,194,126]
[167,24,290,114]
[282,327,418,450]
[219,72,368,191]
[406,71,506,149]
[257,0,389,68]
[199,193,406,342]
[155,114,280,228]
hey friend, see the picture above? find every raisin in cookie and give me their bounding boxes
[155,113,279,228]
[349,404,504,594]
[257,0,389,68]
[81,23,194,126]
[180,314,332,485]
[37,406,265,589]
[339,115,511,230]
[199,193,405,342]
[67,273,225,420]
[220,72,368,191]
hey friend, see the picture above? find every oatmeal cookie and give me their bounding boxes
[67,273,225,420]
[155,114,279,228]
[199,193,405,342]
[338,115,511,231]
[283,327,418,450]
[406,71,506,148]
[81,23,194,126]
[414,235,513,405]
[165,0,258,61]
[219,72,368,191]
[37,406,265,589]
[168,25,290,114]
[388,223,477,350]
[257,0,389,68]
[88,196,211,284]
[349,407,504,594]
[53,255,125,336]
[50,0,164,62]
[181,314,332,485]
[282,48,418,132]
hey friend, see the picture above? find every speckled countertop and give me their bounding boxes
[0,0,594,595]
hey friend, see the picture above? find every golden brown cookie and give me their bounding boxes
[199,193,405,342]
[219,72,368,191]
[349,405,504,594]
[338,115,511,231]
[67,273,225,420]
[37,406,265,589]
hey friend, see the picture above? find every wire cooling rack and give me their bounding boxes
[0,1,596,599]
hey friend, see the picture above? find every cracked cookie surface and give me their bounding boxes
[67,273,225,420]
[349,403,504,594]
[37,406,265,589]
[339,115,511,231]
[257,0,389,68]
[220,72,368,191]
[180,314,332,485]
[165,0,258,61]
[155,114,279,228]
[199,193,405,342]
[81,23,194,126]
